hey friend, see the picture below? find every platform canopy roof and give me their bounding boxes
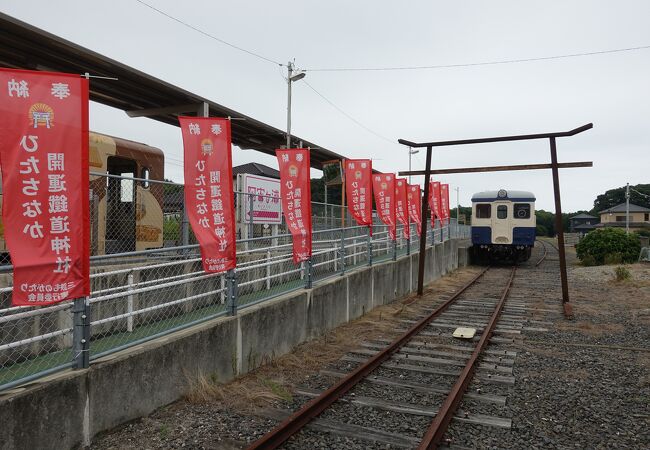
[0,12,346,169]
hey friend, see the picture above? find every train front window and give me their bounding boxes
[514,203,531,219]
[476,204,491,219]
[497,205,508,219]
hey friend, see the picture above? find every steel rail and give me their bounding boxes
[418,266,517,449]
[246,266,491,450]
[535,239,548,267]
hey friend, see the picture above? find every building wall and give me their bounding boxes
[600,211,649,224]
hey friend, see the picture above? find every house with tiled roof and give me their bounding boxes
[595,203,650,230]
[569,213,598,234]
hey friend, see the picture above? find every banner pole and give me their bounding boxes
[367,227,373,266]
[72,297,90,369]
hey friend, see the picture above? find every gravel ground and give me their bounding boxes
[445,243,650,449]
[91,243,650,449]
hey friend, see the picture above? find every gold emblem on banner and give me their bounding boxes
[200,138,213,156]
[289,164,298,177]
[28,103,54,129]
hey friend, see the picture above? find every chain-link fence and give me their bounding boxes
[0,174,469,392]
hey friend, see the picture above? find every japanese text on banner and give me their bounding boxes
[344,159,372,229]
[395,178,410,240]
[441,183,450,224]
[276,149,312,263]
[429,181,442,227]
[0,68,90,306]
[179,117,236,273]
[407,184,422,236]
[372,173,396,240]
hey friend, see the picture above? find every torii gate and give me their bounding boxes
[398,123,593,319]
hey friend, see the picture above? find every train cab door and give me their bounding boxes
[491,202,512,244]
[105,156,137,253]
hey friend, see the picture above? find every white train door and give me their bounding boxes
[491,202,512,244]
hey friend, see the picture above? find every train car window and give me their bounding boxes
[120,173,134,203]
[497,205,508,219]
[476,204,491,218]
[141,167,150,189]
[514,203,531,219]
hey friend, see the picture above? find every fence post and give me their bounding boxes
[220,274,226,304]
[407,234,411,256]
[127,272,134,332]
[181,205,190,249]
[266,250,271,290]
[227,269,238,316]
[339,227,346,275]
[367,228,373,266]
[248,192,254,241]
[72,297,90,369]
[305,258,313,289]
[392,237,397,261]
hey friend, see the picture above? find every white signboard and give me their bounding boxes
[239,173,282,224]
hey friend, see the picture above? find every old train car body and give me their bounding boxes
[471,189,536,262]
[0,132,165,258]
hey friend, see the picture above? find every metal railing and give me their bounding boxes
[0,174,470,392]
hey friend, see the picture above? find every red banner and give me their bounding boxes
[441,183,450,224]
[395,178,410,240]
[0,69,90,306]
[344,159,372,228]
[179,117,236,273]
[407,184,422,237]
[276,149,312,263]
[428,181,442,227]
[373,173,396,240]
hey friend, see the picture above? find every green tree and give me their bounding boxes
[592,184,650,213]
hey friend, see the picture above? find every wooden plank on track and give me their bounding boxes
[340,355,516,384]
[254,408,419,448]
[320,369,507,405]
[455,412,512,428]
[294,386,440,417]
[370,338,518,357]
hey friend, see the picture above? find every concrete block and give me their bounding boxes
[372,261,396,306]
[307,277,348,337]
[347,267,373,320]
[394,256,411,298]
[239,291,309,373]
[0,375,87,450]
[89,315,238,434]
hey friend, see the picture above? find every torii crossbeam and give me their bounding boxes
[398,123,593,320]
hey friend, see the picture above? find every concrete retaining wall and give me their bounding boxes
[0,239,469,450]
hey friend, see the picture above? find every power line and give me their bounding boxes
[133,0,283,66]
[630,187,650,199]
[302,80,397,146]
[304,45,650,72]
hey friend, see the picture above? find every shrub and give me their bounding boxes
[634,229,650,238]
[581,254,597,267]
[614,266,631,281]
[576,228,640,265]
[603,253,623,265]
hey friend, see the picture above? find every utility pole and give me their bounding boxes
[286,61,293,149]
[408,147,419,184]
[455,186,460,237]
[286,61,305,149]
[626,182,630,234]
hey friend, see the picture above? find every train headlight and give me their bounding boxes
[497,189,507,198]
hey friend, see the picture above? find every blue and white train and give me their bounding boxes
[471,189,536,262]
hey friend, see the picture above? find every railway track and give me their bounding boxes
[247,243,555,449]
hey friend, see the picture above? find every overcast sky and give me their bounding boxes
[2,1,649,211]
